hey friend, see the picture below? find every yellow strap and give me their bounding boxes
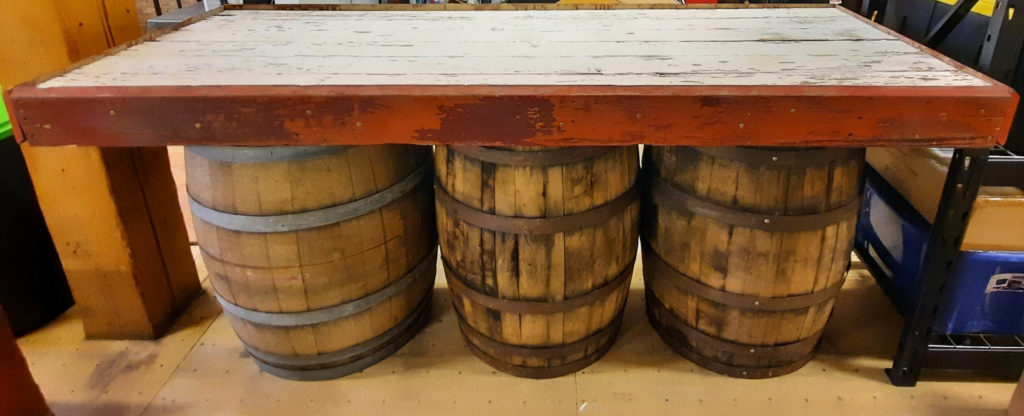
[934,0,995,17]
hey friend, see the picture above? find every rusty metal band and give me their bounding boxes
[682,146,865,168]
[453,302,622,359]
[450,145,616,166]
[647,175,860,232]
[642,247,842,311]
[216,247,437,327]
[186,145,351,163]
[434,182,639,235]
[454,305,622,379]
[190,162,429,233]
[244,292,431,381]
[646,290,820,372]
[648,309,815,379]
[443,257,633,315]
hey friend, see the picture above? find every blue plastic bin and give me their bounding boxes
[855,166,1024,335]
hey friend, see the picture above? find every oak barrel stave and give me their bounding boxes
[187,145,437,380]
[642,146,864,378]
[435,145,640,378]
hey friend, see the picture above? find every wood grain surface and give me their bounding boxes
[33,8,990,88]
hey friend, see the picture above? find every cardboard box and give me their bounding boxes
[867,147,1024,252]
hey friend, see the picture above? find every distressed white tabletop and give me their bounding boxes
[39,7,988,88]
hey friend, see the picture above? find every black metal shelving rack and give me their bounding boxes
[846,0,1024,386]
[855,147,1024,386]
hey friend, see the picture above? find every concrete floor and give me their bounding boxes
[15,247,1018,416]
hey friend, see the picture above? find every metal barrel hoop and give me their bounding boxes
[185,145,352,164]
[442,257,634,315]
[434,180,639,235]
[450,145,617,167]
[244,292,433,381]
[646,290,816,379]
[190,161,430,233]
[216,246,437,327]
[646,174,860,232]
[642,246,843,312]
[453,304,624,379]
[689,146,865,168]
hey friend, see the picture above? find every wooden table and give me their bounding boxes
[5,3,1018,385]
[8,4,1016,148]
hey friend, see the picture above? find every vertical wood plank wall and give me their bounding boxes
[0,0,199,338]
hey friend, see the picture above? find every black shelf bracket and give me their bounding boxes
[886,148,990,387]
[924,0,981,47]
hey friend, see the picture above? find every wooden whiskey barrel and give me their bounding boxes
[186,145,437,380]
[435,145,640,378]
[642,146,864,378]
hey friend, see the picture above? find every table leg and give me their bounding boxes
[885,147,989,386]
[1,0,200,339]
[20,144,200,339]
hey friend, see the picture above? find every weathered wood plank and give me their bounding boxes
[37,8,979,88]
